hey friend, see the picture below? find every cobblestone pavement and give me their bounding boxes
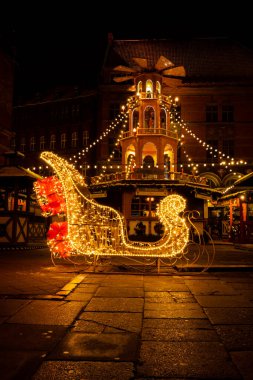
[0,254,253,379]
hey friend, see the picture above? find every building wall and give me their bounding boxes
[0,44,14,164]
[13,89,98,174]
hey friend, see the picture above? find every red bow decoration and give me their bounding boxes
[47,222,71,258]
[47,221,68,240]
[34,176,66,216]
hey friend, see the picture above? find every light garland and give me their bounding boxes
[35,151,190,259]
[168,100,248,169]
[27,94,248,177]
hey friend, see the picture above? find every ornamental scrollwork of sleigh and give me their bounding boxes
[34,152,215,272]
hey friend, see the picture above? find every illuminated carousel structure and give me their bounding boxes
[34,151,214,272]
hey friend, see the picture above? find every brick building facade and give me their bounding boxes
[13,87,97,175]
[0,36,15,164]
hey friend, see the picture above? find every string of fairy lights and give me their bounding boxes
[28,92,248,179]
[167,99,248,170]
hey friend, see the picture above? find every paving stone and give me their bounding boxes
[80,277,107,284]
[49,332,138,361]
[144,277,185,284]
[69,274,86,284]
[215,325,253,350]
[105,274,143,282]
[60,283,77,292]
[33,295,64,300]
[144,284,188,292]
[0,350,45,380]
[85,297,144,312]
[170,291,196,303]
[144,308,206,319]
[230,351,253,380]
[72,320,104,333]
[195,295,253,307]
[56,290,70,296]
[0,272,74,296]
[7,300,84,325]
[104,326,128,333]
[73,284,99,293]
[95,287,144,298]
[145,291,174,299]
[0,323,67,351]
[101,280,143,287]
[205,307,253,324]
[0,299,30,317]
[33,360,134,380]
[144,297,175,304]
[143,318,213,330]
[144,302,202,311]
[185,280,240,295]
[79,311,142,333]
[137,341,240,378]
[65,292,93,302]
[214,273,252,281]
[142,327,219,342]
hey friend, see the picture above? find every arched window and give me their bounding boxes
[71,131,78,148]
[160,109,166,129]
[132,109,139,130]
[61,133,67,149]
[146,79,153,98]
[156,81,161,94]
[40,136,45,151]
[137,81,142,94]
[20,137,26,152]
[164,144,174,174]
[30,136,35,152]
[144,106,155,129]
[125,144,135,168]
[142,142,157,167]
[50,134,56,150]
[143,155,154,169]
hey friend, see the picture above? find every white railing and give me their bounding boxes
[90,171,208,186]
[122,128,178,139]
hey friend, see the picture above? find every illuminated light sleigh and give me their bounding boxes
[34,151,215,272]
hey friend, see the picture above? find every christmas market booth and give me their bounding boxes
[217,172,253,243]
[0,153,47,248]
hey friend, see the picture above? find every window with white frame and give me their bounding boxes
[20,137,26,152]
[40,136,45,150]
[82,130,89,146]
[71,131,78,148]
[206,105,218,122]
[50,134,56,150]
[30,136,36,151]
[222,105,234,122]
[61,133,67,149]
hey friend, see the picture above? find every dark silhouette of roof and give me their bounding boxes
[107,38,253,82]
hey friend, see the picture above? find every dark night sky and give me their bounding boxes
[1,3,252,100]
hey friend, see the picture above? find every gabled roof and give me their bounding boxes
[234,171,253,187]
[218,172,253,201]
[106,38,253,82]
[0,166,41,180]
